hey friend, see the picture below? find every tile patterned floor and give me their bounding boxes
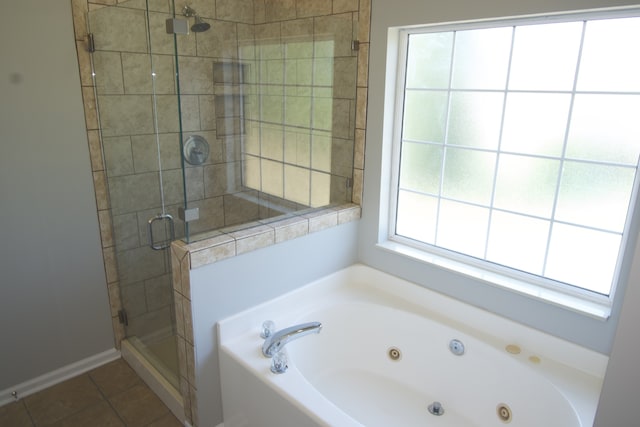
[0,358,182,427]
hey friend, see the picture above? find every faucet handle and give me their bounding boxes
[260,320,275,338]
[270,349,288,374]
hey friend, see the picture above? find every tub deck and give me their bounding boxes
[218,264,607,426]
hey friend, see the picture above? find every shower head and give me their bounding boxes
[182,4,210,32]
[191,15,211,32]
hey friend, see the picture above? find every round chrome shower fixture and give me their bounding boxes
[182,5,210,32]
[183,135,210,165]
[191,15,211,32]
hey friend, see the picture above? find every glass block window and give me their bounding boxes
[393,14,640,296]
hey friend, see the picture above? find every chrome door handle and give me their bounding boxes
[147,213,175,250]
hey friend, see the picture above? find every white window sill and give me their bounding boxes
[376,240,612,321]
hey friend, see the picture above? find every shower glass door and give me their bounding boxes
[88,0,183,389]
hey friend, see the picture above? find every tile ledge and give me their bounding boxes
[172,204,361,270]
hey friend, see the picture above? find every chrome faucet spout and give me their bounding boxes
[262,321,322,357]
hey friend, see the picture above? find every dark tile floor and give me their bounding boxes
[0,358,182,427]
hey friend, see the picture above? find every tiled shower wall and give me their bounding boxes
[70,0,370,425]
[242,4,361,208]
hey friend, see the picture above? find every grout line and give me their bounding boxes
[20,399,36,427]
[88,359,178,427]
[86,371,128,427]
[27,373,107,427]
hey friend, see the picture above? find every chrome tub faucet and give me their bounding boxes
[261,321,322,358]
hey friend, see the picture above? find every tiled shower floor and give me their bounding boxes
[0,358,181,427]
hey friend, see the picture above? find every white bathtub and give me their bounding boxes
[218,264,607,427]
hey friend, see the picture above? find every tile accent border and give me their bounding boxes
[180,204,360,269]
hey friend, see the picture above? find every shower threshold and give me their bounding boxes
[121,337,184,423]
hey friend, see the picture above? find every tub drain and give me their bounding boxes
[497,403,512,423]
[388,347,402,361]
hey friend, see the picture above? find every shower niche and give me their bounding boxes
[213,61,246,139]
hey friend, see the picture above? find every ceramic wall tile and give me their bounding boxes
[216,0,254,23]
[176,0,215,19]
[223,193,261,225]
[333,0,359,13]
[103,246,119,284]
[189,239,236,268]
[145,274,173,311]
[264,0,297,22]
[72,0,88,40]
[273,216,309,243]
[103,136,134,177]
[314,13,353,57]
[357,42,369,87]
[89,6,148,53]
[231,225,275,255]
[253,0,266,23]
[131,133,182,173]
[108,172,161,215]
[82,87,99,130]
[356,86,367,129]
[155,95,182,133]
[338,204,361,223]
[296,0,332,18]
[98,209,115,248]
[121,53,175,95]
[303,207,338,232]
[284,165,311,205]
[187,197,227,235]
[98,95,155,137]
[310,171,331,207]
[92,170,109,210]
[358,0,371,42]
[87,130,104,172]
[93,51,124,95]
[334,57,358,99]
[331,137,354,177]
[147,11,181,55]
[196,21,238,59]
[352,168,363,204]
[260,159,284,198]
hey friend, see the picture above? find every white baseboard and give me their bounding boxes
[0,348,120,406]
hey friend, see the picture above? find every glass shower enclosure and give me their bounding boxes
[88,0,358,392]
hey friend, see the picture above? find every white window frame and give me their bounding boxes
[385,8,640,319]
